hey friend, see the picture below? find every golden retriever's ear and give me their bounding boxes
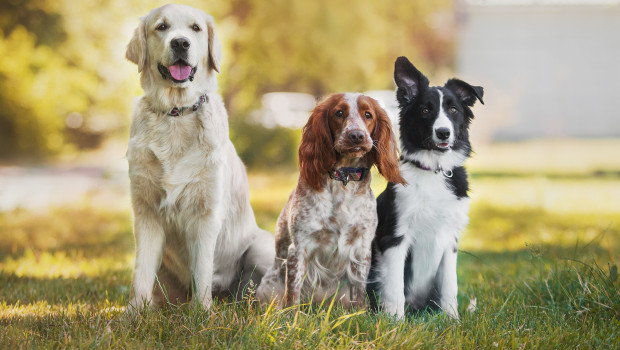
[126,18,147,72]
[204,14,222,73]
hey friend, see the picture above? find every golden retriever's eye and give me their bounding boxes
[364,111,372,119]
[335,110,344,118]
[449,106,457,114]
[192,24,201,32]
[156,23,168,31]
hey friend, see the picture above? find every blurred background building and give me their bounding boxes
[456,0,620,140]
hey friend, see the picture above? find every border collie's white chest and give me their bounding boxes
[393,163,469,302]
[394,163,470,239]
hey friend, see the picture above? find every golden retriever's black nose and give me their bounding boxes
[348,130,365,144]
[171,37,190,51]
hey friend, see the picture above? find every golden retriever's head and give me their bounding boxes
[126,5,221,107]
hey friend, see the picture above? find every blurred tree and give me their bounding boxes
[0,0,152,160]
[0,0,66,46]
[0,1,66,159]
[230,119,300,168]
[0,0,454,165]
[216,0,453,167]
[216,0,454,117]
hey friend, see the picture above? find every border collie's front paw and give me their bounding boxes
[382,300,405,320]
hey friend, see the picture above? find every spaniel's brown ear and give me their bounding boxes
[368,100,406,185]
[126,17,148,72]
[204,13,222,73]
[298,96,338,191]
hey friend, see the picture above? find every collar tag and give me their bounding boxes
[401,156,454,178]
[329,166,369,186]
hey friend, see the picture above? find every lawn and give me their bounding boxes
[1,162,619,348]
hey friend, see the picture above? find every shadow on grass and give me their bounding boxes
[0,270,131,305]
[0,206,134,261]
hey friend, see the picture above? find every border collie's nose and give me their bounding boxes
[435,127,451,141]
[171,37,190,51]
[348,130,365,144]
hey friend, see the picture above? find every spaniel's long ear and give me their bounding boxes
[298,97,337,191]
[368,100,406,185]
[126,17,148,72]
[204,14,222,73]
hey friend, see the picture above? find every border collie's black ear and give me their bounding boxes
[394,56,429,108]
[445,79,484,107]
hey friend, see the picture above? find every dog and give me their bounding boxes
[125,4,275,311]
[256,93,405,307]
[366,56,484,319]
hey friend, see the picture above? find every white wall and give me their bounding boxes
[457,3,620,140]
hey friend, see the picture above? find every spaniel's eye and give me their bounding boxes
[335,110,344,118]
[192,24,201,32]
[422,107,430,114]
[156,23,168,31]
[364,111,372,119]
[449,106,457,114]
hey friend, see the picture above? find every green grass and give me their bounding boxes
[1,173,619,349]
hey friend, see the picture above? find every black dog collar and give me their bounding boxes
[329,166,369,186]
[167,94,208,117]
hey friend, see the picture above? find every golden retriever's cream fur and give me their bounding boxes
[125,4,274,311]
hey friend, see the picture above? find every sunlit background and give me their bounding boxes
[0,0,619,339]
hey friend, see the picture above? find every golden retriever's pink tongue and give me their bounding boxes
[169,63,191,80]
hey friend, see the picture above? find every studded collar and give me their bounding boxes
[328,166,370,186]
[167,94,208,117]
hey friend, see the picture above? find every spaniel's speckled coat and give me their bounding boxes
[256,93,405,307]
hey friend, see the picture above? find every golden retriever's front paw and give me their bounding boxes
[191,294,213,311]
[202,297,213,310]
[127,296,153,313]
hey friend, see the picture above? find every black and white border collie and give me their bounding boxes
[367,56,484,319]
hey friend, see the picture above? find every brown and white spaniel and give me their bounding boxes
[256,93,405,308]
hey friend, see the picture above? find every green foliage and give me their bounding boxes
[0,0,66,46]
[230,118,301,169]
[217,0,453,116]
[0,0,138,160]
[0,0,453,162]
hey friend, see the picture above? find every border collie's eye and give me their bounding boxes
[156,23,168,31]
[422,107,430,114]
[364,111,372,119]
[192,24,201,32]
[335,110,344,118]
[449,106,457,114]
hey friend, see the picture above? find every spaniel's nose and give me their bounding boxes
[348,130,365,144]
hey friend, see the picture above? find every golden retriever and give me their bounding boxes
[125,4,274,311]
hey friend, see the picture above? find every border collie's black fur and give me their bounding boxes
[367,56,483,319]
